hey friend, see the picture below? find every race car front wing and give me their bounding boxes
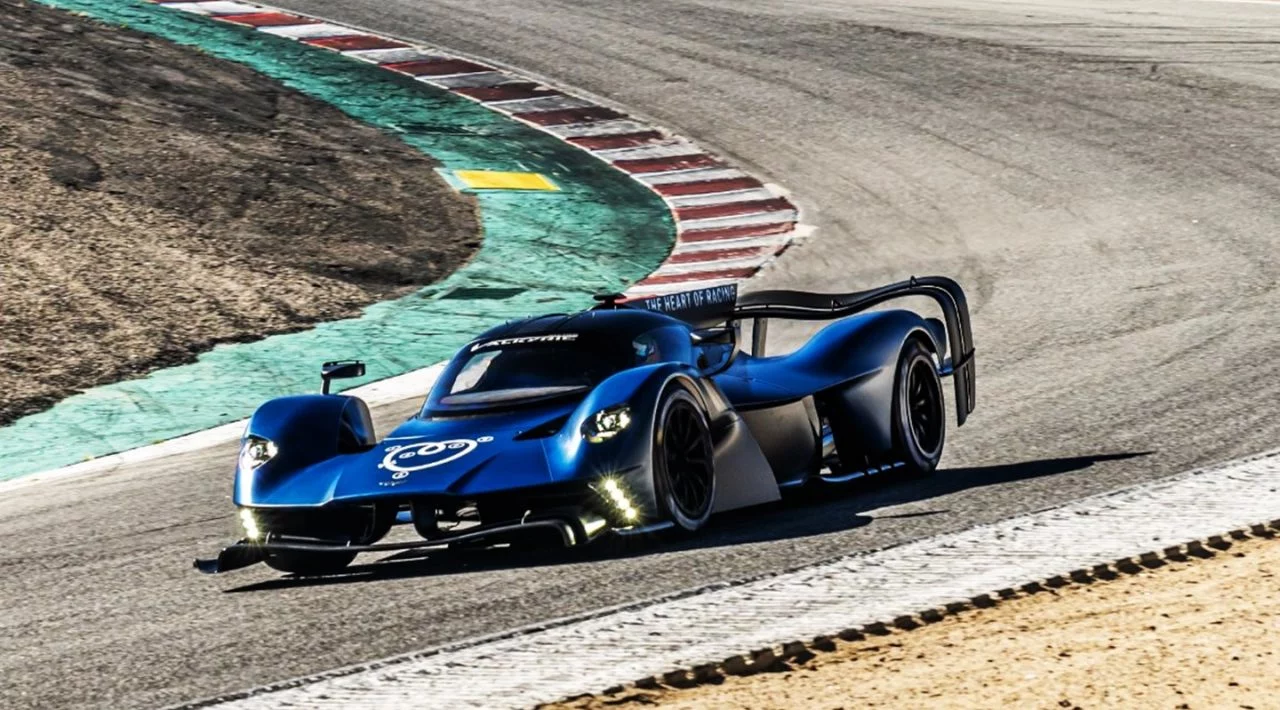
[194,517,579,574]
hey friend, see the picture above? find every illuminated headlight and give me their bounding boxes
[595,476,640,522]
[583,405,632,443]
[237,435,277,473]
[239,508,262,541]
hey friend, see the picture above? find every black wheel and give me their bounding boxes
[255,504,392,576]
[892,339,946,475]
[264,549,357,576]
[653,389,715,532]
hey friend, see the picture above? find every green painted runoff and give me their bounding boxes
[4,0,674,480]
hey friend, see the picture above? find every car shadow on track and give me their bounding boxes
[225,451,1149,593]
[688,450,1150,550]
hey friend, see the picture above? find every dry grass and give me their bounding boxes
[0,0,478,423]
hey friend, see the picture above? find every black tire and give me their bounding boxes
[259,504,391,576]
[892,338,946,475]
[652,389,716,532]
[264,549,357,576]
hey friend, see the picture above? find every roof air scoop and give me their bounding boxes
[592,293,627,309]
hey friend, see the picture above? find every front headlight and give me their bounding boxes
[237,435,277,473]
[238,508,263,541]
[595,476,640,522]
[583,405,632,443]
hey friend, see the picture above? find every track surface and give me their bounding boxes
[5,1,1280,708]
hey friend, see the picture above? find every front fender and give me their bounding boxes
[234,394,375,506]
[545,364,707,518]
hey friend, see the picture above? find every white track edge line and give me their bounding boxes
[671,233,794,253]
[0,364,445,494]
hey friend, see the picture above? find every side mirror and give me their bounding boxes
[691,324,739,375]
[691,326,735,346]
[321,360,365,394]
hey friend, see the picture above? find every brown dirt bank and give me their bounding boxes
[550,534,1280,710]
[0,0,478,425]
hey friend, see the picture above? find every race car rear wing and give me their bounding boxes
[733,276,976,426]
[620,276,974,424]
[615,284,740,328]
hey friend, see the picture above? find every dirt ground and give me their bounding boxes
[0,0,478,425]
[552,534,1280,710]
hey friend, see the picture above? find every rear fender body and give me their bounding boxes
[804,310,940,460]
[716,309,938,475]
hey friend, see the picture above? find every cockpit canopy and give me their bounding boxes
[424,313,694,415]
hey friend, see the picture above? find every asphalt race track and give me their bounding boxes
[5,1,1280,707]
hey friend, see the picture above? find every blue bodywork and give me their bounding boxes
[235,308,934,509]
[202,277,976,573]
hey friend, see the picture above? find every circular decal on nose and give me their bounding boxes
[379,438,483,474]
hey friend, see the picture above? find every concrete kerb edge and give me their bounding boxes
[568,447,1280,698]
[574,518,1280,702]
[0,364,445,495]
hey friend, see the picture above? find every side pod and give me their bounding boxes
[709,410,782,513]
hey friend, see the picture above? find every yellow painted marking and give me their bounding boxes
[455,170,560,191]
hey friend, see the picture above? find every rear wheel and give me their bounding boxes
[653,390,715,532]
[892,339,946,475]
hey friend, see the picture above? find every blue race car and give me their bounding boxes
[196,277,975,575]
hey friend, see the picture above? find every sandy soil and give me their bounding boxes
[0,0,478,425]
[552,534,1280,710]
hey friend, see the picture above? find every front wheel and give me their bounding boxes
[892,339,946,475]
[253,503,392,576]
[265,549,357,576]
[653,389,716,532]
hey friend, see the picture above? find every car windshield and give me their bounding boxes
[428,328,686,412]
[436,344,630,408]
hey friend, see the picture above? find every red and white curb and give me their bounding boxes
[149,0,808,297]
[180,450,1280,709]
